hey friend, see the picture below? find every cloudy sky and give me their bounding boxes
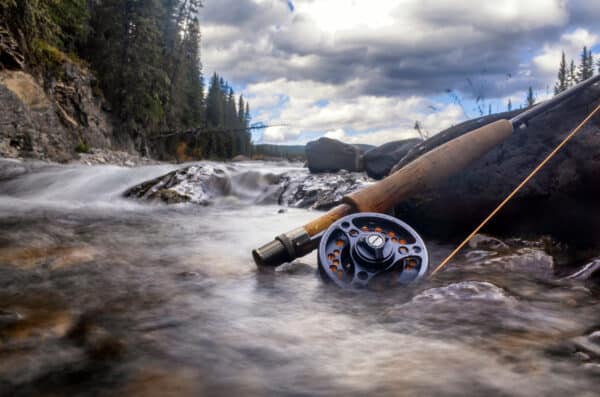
[199,0,600,145]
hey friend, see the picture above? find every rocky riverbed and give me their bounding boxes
[0,158,599,396]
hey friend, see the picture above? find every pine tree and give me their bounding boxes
[554,51,568,95]
[238,96,245,126]
[526,87,535,107]
[577,46,594,82]
[205,73,223,129]
[568,59,577,87]
[245,103,251,130]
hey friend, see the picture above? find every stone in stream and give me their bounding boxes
[468,234,509,251]
[276,170,370,210]
[362,138,422,179]
[572,330,600,359]
[451,235,555,278]
[124,164,232,205]
[305,137,371,173]
[412,281,513,304]
[566,258,600,282]
[392,85,600,251]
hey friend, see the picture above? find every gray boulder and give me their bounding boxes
[363,138,422,179]
[124,164,231,204]
[305,138,367,173]
[277,171,370,210]
[393,85,600,250]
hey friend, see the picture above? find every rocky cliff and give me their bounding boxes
[0,25,130,162]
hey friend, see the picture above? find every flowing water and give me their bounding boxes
[0,160,598,396]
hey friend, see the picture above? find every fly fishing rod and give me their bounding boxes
[252,74,600,288]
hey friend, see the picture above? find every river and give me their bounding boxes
[0,160,598,396]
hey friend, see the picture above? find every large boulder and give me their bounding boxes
[305,138,368,173]
[393,85,600,249]
[363,138,422,179]
[124,164,232,204]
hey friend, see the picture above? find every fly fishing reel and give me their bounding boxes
[317,213,428,289]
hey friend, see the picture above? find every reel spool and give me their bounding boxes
[317,213,428,289]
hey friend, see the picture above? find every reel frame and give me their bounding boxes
[317,213,429,289]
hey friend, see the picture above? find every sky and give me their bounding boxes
[199,0,600,146]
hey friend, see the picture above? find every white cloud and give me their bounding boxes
[251,79,464,145]
[533,28,599,78]
[200,0,600,145]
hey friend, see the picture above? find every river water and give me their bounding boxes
[0,160,598,396]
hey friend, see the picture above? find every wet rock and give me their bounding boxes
[566,258,600,281]
[124,164,231,205]
[413,281,513,304]
[462,246,554,278]
[468,234,509,251]
[305,137,366,173]
[277,171,370,209]
[363,138,422,179]
[572,330,600,358]
[275,261,316,275]
[574,351,591,361]
[393,87,600,248]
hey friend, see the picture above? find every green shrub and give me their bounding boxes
[75,142,90,153]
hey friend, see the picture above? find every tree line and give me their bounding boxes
[505,46,596,114]
[0,0,252,160]
[554,46,598,95]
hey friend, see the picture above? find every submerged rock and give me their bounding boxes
[413,281,513,304]
[468,234,509,251]
[124,164,231,205]
[460,237,555,278]
[363,138,422,179]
